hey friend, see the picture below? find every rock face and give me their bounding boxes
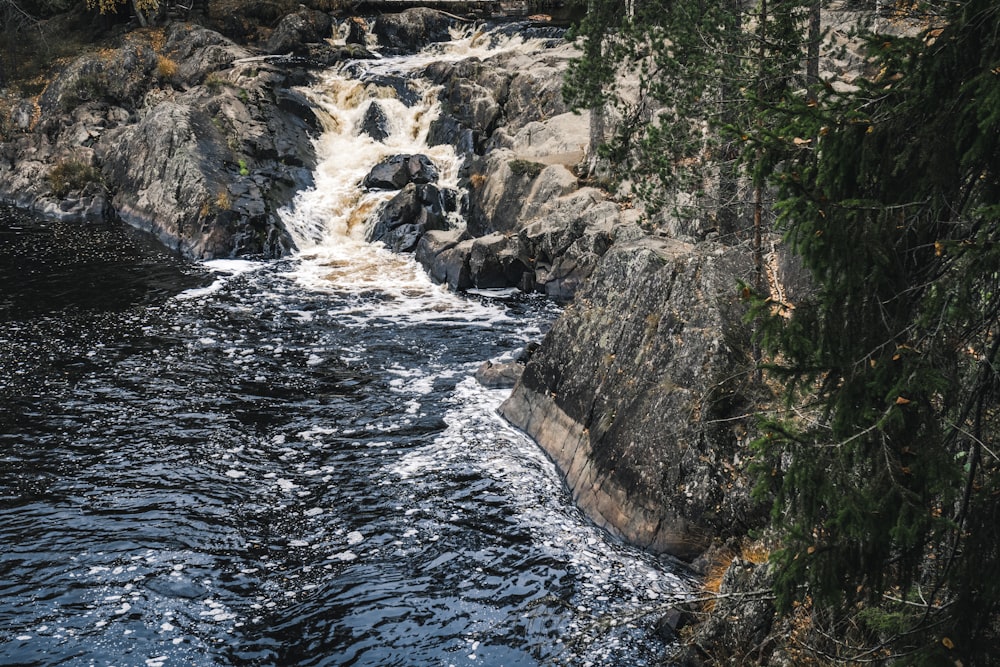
[372,8,455,54]
[366,183,455,253]
[406,31,643,300]
[363,154,439,190]
[500,238,761,560]
[0,22,330,258]
[265,8,334,56]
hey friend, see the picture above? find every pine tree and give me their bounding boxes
[751,0,1000,661]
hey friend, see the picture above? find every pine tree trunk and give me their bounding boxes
[807,0,821,95]
[588,104,605,177]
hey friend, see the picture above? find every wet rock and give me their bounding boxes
[363,154,439,190]
[373,8,455,54]
[345,16,368,46]
[475,360,525,389]
[500,238,762,560]
[367,183,453,253]
[425,59,507,154]
[298,42,376,69]
[415,229,473,290]
[469,233,531,289]
[360,101,390,142]
[265,8,334,56]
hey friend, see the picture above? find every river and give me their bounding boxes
[0,22,689,667]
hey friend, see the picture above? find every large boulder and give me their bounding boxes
[363,154,439,190]
[366,182,455,253]
[500,238,762,560]
[373,8,454,54]
[415,229,474,290]
[0,25,319,258]
[425,42,578,155]
[359,101,390,142]
[425,58,508,154]
[265,8,334,56]
[467,154,577,237]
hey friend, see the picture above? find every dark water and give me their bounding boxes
[0,206,687,666]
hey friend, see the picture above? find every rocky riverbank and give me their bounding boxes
[2,5,776,656]
[1,2,764,559]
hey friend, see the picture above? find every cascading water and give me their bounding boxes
[0,23,690,667]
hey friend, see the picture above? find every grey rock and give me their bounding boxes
[415,229,473,290]
[469,232,530,289]
[475,360,525,389]
[373,8,454,54]
[266,8,334,56]
[500,238,762,560]
[366,182,452,253]
[363,154,439,190]
[360,101,390,142]
[0,24,317,258]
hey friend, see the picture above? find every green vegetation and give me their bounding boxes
[508,158,545,179]
[48,158,103,196]
[568,0,1000,662]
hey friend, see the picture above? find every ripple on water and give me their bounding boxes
[0,22,688,667]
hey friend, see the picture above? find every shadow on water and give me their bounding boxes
[0,207,209,320]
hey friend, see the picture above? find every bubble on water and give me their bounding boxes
[330,551,357,562]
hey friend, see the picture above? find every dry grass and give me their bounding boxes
[156,55,178,81]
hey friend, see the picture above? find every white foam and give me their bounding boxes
[176,259,265,300]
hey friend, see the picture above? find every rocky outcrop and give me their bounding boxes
[0,22,331,258]
[363,154,439,190]
[407,30,637,300]
[265,8,334,56]
[372,8,456,55]
[366,182,456,253]
[672,558,779,666]
[500,237,763,560]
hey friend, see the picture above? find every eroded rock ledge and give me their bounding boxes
[500,237,763,561]
[0,17,351,258]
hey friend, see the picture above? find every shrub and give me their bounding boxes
[47,160,102,197]
[155,55,178,81]
[508,159,545,179]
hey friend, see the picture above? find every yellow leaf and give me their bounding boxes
[935,241,944,256]
[869,359,877,368]
[942,637,955,649]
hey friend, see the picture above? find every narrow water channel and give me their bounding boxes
[0,23,689,667]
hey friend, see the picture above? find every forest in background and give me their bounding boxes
[566,0,999,663]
